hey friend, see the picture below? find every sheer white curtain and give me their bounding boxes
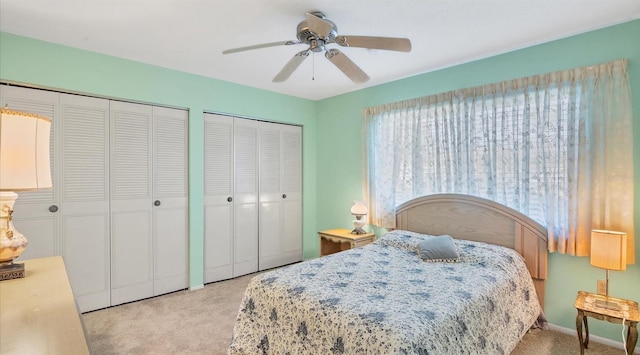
[363,59,634,261]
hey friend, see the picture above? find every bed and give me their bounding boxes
[228,194,548,354]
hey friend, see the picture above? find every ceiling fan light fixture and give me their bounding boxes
[308,39,325,53]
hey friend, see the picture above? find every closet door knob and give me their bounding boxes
[227,197,233,202]
[282,194,287,199]
[154,200,161,206]
[48,205,59,213]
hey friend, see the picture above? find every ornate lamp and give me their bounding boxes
[350,201,368,235]
[0,106,52,280]
[590,229,627,310]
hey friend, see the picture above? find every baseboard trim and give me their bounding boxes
[189,284,204,291]
[547,323,639,354]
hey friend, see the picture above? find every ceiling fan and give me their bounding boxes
[222,11,412,84]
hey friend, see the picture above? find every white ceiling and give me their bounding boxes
[1,1,639,101]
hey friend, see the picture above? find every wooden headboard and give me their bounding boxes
[395,194,548,310]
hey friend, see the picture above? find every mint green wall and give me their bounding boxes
[317,20,640,345]
[2,19,639,346]
[0,32,318,288]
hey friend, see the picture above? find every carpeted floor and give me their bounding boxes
[83,273,631,355]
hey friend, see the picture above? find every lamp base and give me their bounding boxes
[595,299,621,311]
[0,262,25,281]
[352,216,366,235]
[1,191,29,273]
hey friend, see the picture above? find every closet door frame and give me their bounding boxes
[203,113,303,278]
[1,84,190,309]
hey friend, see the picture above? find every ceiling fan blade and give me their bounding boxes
[306,12,334,38]
[324,49,370,84]
[273,50,310,82]
[335,35,412,52]
[223,40,300,54]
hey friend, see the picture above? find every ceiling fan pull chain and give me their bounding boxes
[312,52,315,81]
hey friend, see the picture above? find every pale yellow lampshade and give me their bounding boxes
[590,229,627,271]
[0,107,52,191]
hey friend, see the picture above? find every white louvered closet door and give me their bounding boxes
[0,85,60,260]
[59,93,111,312]
[258,122,282,270]
[110,101,154,306]
[152,106,188,295]
[233,118,259,277]
[203,113,234,283]
[280,124,303,264]
[258,122,302,270]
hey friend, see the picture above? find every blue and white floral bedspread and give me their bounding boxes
[228,230,541,354]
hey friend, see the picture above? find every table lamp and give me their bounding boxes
[590,229,627,310]
[0,106,52,280]
[350,200,368,235]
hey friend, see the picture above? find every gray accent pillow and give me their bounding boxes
[416,235,460,262]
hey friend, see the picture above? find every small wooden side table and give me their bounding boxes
[575,290,639,355]
[318,228,375,256]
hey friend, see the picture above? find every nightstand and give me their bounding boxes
[318,228,375,256]
[575,290,639,355]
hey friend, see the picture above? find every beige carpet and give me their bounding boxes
[83,273,628,355]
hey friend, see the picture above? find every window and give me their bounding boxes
[364,60,634,260]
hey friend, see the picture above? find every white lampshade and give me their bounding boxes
[590,229,627,271]
[0,107,52,191]
[350,201,368,216]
